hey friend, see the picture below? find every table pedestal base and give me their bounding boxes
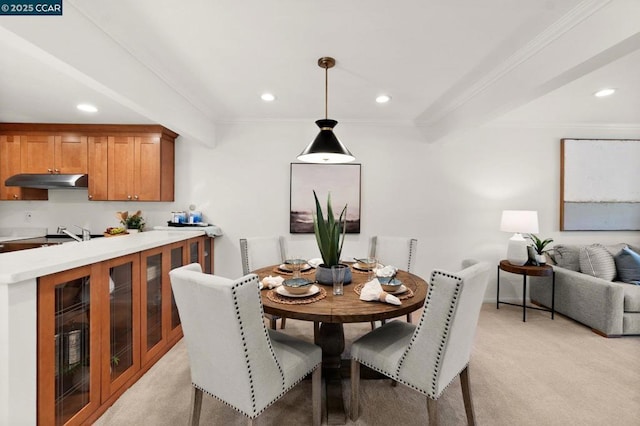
[318,322,346,425]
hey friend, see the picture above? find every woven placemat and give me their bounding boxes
[271,266,315,276]
[353,283,414,300]
[266,287,327,305]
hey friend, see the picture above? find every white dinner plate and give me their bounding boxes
[275,284,320,298]
[352,262,383,271]
[278,263,312,272]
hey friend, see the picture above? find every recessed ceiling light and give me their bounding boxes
[375,94,391,104]
[594,88,616,98]
[261,93,276,102]
[77,103,98,112]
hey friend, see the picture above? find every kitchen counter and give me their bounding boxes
[0,229,210,425]
[0,230,204,285]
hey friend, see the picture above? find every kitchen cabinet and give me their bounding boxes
[35,237,213,425]
[0,123,177,202]
[87,136,108,201]
[38,264,101,426]
[107,134,174,201]
[21,133,87,174]
[100,254,140,402]
[0,135,48,200]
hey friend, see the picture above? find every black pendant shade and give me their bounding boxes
[297,57,355,163]
[297,119,354,163]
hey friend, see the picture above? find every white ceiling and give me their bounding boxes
[1,0,639,145]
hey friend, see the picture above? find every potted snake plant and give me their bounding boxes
[312,190,352,284]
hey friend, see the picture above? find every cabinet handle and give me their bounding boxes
[54,168,59,174]
[127,195,132,200]
[13,194,18,199]
[134,195,139,200]
[47,168,53,173]
[88,195,93,200]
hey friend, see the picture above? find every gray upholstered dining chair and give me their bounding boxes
[369,235,418,323]
[240,236,288,329]
[350,261,491,426]
[170,263,321,426]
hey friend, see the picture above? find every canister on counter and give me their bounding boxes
[172,211,187,224]
[189,211,202,224]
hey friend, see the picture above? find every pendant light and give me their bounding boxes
[297,57,355,163]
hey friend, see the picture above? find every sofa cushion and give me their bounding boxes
[579,244,616,281]
[614,246,640,285]
[621,282,640,312]
[550,245,582,271]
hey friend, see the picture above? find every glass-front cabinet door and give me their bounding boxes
[100,254,140,401]
[203,237,214,274]
[188,236,203,266]
[38,264,100,426]
[167,242,186,342]
[140,246,169,365]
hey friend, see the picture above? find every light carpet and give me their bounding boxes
[94,304,640,425]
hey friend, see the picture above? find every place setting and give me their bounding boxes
[263,257,327,304]
[354,264,415,302]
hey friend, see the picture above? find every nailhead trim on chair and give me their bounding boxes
[193,274,319,420]
[354,270,464,400]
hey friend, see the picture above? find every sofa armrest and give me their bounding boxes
[530,266,625,336]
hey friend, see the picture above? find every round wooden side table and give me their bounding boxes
[497,259,555,322]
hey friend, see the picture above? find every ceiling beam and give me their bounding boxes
[0,3,216,147]
[416,0,640,142]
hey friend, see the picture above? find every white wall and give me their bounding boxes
[1,122,638,302]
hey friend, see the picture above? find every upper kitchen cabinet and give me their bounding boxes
[106,129,175,201]
[0,134,48,200]
[21,133,87,174]
[0,123,178,202]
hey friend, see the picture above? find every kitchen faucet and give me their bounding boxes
[56,226,89,242]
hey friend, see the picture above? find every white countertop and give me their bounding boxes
[0,230,206,285]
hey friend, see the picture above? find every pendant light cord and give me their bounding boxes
[324,63,329,119]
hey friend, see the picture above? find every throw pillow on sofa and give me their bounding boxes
[579,244,616,281]
[614,246,640,285]
[550,245,582,271]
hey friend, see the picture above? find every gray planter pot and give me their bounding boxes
[315,264,352,285]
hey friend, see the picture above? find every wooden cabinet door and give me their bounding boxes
[100,253,140,401]
[107,136,135,201]
[55,134,88,174]
[87,137,108,201]
[140,246,170,366]
[134,136,161,201]
[21,134,55,173]
[38,264,101,426]
[167,241,186,343]
[0,135,48,200]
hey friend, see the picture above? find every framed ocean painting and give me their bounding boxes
[290,163,361,233]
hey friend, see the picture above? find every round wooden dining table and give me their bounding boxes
[254,264,428,424]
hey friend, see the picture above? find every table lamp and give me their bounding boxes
[500,210,539,266]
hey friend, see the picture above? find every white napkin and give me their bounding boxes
[307,258,323,268]
[359,278,401,305]
[261,275,284,289]
[376,265,398,277]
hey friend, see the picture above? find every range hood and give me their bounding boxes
[5,174,89,189]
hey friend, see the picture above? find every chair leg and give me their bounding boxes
[406,313,412,323]
[350,359,361,420]
[312,366,321,426]
[460,366,477,426]
[189,386,203,426]
[426,397,438,426]
[280,316,287,329]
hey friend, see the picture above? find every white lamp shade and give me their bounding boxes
[500,210,539,266]
[500,210,539,234]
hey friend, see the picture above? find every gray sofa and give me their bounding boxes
[530,243,640,337]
